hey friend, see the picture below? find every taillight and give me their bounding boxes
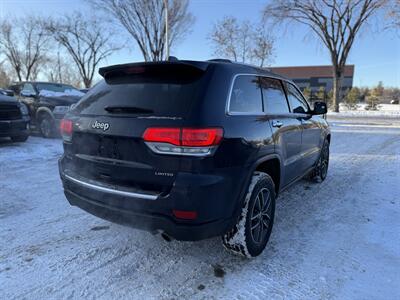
[143,127,223,156]
[143,128,181,146]
[60,119,73,142]
[181,128,223,146]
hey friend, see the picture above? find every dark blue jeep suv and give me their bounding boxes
[59,59,330,257]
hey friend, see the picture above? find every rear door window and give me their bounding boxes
[229,75,263,114]
[74,64,208,118]
[260,77,289,114]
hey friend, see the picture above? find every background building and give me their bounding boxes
[269,65,355,94]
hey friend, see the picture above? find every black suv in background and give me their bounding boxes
[59,60,330,257]
[0,94,30,142]
[9,82,84,138]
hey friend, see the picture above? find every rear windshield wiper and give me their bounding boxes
[104,106,154,114]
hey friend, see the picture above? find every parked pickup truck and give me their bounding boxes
[0,94,30,142]
[9,82,84,138]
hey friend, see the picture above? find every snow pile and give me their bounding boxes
[328,110,400,117]
[330,103,400,117]
[338,103,369,111]
[39,89,84,98]
[335,103,400,116]
[377,104,400,111]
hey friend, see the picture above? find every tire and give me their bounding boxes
[11,135,29,143]
[222,171,276,258]
[308,139,330,182]
[39,114,55,138]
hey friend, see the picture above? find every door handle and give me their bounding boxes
[272,120,283,128]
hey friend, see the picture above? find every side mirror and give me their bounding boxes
[313,101,327,115]
[21,91,36,98]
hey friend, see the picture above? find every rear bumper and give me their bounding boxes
[59,157,247,241]
[64,189,233,241]
[0,117,30,137]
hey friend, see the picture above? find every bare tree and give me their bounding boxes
[251,25,275,67]
[209,17,241,62]
[89,0,194,61]
[44,12,121,88]
[386,0,400,29]
[209,16,274,67]
[43,52,82,87]
[0,59,12,88]
[264,0,388,112]
[0,16,49,81]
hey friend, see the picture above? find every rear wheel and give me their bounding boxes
[11,135,29,143]
[308,139,330,182]
[222,172,275,258]
[39,114,55,138]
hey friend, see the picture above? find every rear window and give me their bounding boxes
[73,64,207,117]
[229,75,263,114]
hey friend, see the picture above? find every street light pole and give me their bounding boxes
[163,0,169,60]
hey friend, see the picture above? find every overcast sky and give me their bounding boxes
[1,0,399,87]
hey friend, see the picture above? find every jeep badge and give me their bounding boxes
[92,120,110,131]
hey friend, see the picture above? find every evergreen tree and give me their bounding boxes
[316,86,325,101]
[302,86,311,100]
[345,87,361,109]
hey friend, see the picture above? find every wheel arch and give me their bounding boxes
[36,107,54,121]
[230,154,282,229]
[252,154,282,196]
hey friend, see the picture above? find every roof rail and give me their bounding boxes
[208,59,232,63]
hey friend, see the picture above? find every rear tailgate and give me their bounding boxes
[63,62,211,196]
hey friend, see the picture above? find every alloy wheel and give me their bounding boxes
[250,188,272,244]
[41,118,52,138]
[319,143,329,180]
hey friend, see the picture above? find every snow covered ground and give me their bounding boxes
[1,116,399,299]
[335,103,400,115]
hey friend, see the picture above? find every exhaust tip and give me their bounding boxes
[161,232,173,242]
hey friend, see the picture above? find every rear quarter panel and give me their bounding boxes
[190,66,276,218]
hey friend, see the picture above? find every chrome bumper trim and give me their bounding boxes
[64,174,158,200]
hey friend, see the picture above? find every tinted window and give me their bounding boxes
[286,83,309,114]
[36,83,78,93]
[260,77,289,114]
[22,83,35,95]
[74,65,206,117]
[9,85,21,94]
[229,75,263,113]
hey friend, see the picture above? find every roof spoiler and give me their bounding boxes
[99,60,209,78]
[208,59,232,63]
